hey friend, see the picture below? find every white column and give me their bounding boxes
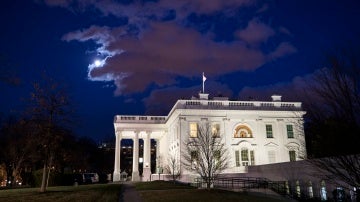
[144,132,151,168]
[142,132,151,181]
[155,139,160,172]
[113,131,121,182]
[132,131,140,181]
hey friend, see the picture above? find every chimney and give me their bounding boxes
[271,95,282,102]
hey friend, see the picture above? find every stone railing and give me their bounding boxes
[176,100,302,111]
[114,115,167,123]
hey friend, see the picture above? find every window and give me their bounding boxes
[241,148,249,166]
[234,125,253,138]
[320,180,327,201]
[191,150,198,169]
[308,181,314,198]
[289,150,296,162]
[189,123,198,138]
[287,125,294,138]
[214,150,220,160]
[268,150,276,163]
[296,180,301,198]
[266,125,273,138]
[191,150,198,161]
[285,181,290,195]
[250,151,255,165]
[212,123,220,137]
[235,150,240,167]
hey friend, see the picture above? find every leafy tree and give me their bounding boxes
[182,122,228,189]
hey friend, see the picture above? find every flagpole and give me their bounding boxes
[202,73,204,93]
[202,72,206,93]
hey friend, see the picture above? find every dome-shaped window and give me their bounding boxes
[234,125,253,138]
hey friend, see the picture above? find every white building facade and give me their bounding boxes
[113,93,306,182]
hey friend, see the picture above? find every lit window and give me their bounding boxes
[308,181,313,198]
[289,150,296,162]
[296,180,301,198]
[234,125,253,138]
[266,125,273,138]
[287,125,294,138]
[212,123,220,137]
[320,180,327,201]
[189,123,198,138]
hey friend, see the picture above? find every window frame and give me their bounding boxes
[289,150,296,162]
[189,122,198,138]
[211,123,220,138]
[241,148,249,166]
[250,150,255,165]
[235,150,240,167]
[266,124,273,138]
[268,150,276,163]
[287,124,294,138]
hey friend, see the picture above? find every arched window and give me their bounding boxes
[320,180,327,201]
[234,125,253,138]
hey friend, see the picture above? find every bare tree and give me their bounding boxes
[182,122,228,189]
[165,152,181,182]
[0,117,34,187]
[27,74,73,192]
[304,46,360,190]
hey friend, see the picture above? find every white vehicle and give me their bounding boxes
[82,173,99,183]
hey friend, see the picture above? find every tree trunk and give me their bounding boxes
[46,156,52,188]
[40,161,47,192]
[46,166,51,188]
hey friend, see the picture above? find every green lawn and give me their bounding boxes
[135,181,291,202]
[0,184,122,202]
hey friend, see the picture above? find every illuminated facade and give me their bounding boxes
[113,93,306,182]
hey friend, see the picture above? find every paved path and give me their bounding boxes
[119,182,143,202]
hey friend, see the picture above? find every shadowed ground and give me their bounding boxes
[0,181,292,202]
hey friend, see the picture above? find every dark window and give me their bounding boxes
[289,150,296,162]
[287,125,294,138]
[266,125,273,138]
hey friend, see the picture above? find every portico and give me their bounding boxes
[113,116,167,181]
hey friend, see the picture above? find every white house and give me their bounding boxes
[113,92,306,182]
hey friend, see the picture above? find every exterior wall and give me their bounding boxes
[113,94,306,181]
[175,109,306,175]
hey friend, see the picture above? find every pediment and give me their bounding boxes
[264,142,279,147]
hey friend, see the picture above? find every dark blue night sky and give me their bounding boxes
[1,0,360,142]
